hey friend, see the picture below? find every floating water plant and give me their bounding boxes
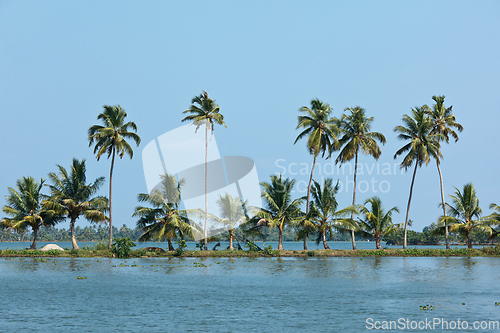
[420,305,435,311]
[76,276,88,279]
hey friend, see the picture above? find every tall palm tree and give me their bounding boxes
[294,99,339,250]
[257,174,304,250]
[88,105,141,249]
[133,173,200,251]
[181,91,226,250]
[304,178,358,249]
[45,158,108,249]
[438,183,493,249]
[213,193,247,250]
[426,95,463,249]
[357,197,401,249]
[394,107,442,249]
[336,106,386,250]
[0,177,60,249]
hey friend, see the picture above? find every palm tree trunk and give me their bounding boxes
[229,229,234,250]
[278,228,283,250]
[70,217,79,250]
[303,154,318,250]
[204,124,208,251]
[350,151,359,250]
[467,230,472,249]
[30,226,38,250]
[108,145,115,250]
[168,238,174,251]
[375,234,381,250]
[404,161,419,249]
[436,161,449,249]
[322,228,330,249]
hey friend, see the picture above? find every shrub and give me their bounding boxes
[174,240,187,257]
[94,240,109,251]
[263,245,280,257]
[245,241,260,252]
[112,238,136,258]
[47,249,61,256]
[307,251,316,257]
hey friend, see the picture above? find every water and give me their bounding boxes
[1,256,499,332]
[0,240,473,251]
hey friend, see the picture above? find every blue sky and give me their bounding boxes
[1,0,499,232]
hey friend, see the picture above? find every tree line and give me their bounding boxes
[2,92,500,251]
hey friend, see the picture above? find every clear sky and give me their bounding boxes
[1,0,499,232]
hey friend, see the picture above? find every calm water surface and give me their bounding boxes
[1,256,499,332]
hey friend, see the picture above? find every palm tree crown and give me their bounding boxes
[425,95,463,249]
[45,158,108,249]
[181,91,226,250]
[1,177,60,249]
[213,193,247,250]
[357,197,401,249]
[439,183,493,249]
[88,105,140,249]
[257,174,304,250]
[133,173,200,251]
[294,98,339,250]
[336,106,386,250]
[305,178,358,249]
[394,106,443,249]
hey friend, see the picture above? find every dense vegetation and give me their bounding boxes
[2,93,500,253]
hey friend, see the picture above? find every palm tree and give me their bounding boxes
[304,178,358,249]
[336,106,386,250]
[45,158,108,249]
[426,95,463,249]
[88,105,141,249]
[133,173,200,251]
[357,197,401,249]
[0,177,60,249]
[394,107,443,249]
[257,174,304,250]
[294,99,339,250]
[438,183,493,249]
[213,193,247,250]
[181,91,226,250]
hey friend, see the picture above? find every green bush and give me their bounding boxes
[307,251,316,257]
[112,237,136,258]
[94,240,109,251]
[245,241,260,252]
[263,245,280,257]
[174,240,187,257]
[47,249,61,256]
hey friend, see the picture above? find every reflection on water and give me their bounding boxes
[1,257,499,332]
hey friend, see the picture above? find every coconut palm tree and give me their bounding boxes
[357,197,401,249]
[425,95,463,249]
[336,106,386,250]
[294,99,339,250]
[394,107,443,249]
[257,174,304,250]
[45,158,108,249]
[0,177,60,249]
[438,183,493,249]
[213,193,247,250]
[181,91,226,250]
[304,178,358,249]
[88,105,141,249]
[133,173,200,251]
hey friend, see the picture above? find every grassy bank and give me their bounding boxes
[2,245,500,258]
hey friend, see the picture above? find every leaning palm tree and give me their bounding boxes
[425,95,463,249]
[394,107,443,249]
[181,91,226,250]
[336,106,386,250]
[357,197,401,249]
[438,183,493,249]
[133,173,200,251]
[294,99,339,250]
[45,158,108,249]
[213,193,247,250]
[304,178,358,249]
[0,177,60,249]
[256,175,304,250]
[88,105,141,249]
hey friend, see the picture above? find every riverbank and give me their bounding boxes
[2,246,500,258]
